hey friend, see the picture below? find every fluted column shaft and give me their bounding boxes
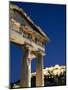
[20,47,31,88]
[36,53,44,87]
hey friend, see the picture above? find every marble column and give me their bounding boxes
[36,53,44,87]
[20,46,31,88]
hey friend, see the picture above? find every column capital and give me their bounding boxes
[22,44,33,61]
[22,44,31,52]
[36,51,43,58]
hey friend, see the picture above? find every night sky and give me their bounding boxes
[10,2,66,83]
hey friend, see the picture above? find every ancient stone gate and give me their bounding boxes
[9,3,49,87]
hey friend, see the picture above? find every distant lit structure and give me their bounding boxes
[32,65,66,77]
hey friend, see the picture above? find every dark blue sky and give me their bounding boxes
[10,2,66,83]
